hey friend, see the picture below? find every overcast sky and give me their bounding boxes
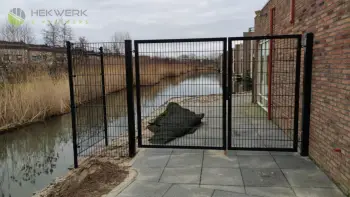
[0,0,267,44]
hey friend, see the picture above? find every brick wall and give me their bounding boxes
[254,0,350,194]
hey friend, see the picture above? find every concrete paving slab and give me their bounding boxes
[227,150,238,156]
[245,187,296,197]
[204,150,224,155]
[132,154,170,168]
[212,190,256,197]
[163,184,213,197]
[142,148,173,155]
[241,168,290,187]
[167,153,203,168]
[238,155,279,168]
[200,185,245,193]
[201,168,243,186]
[293,187,346,197]
[160,167,201,184]
[273,155,318,169]
[203,154,239,168]
[172,149,204,155]
[282,169,337,188]
[116,181,171,197]
[135,167,164,182]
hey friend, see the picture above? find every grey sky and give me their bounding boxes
[0,0,267,44]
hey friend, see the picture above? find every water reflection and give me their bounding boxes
[0,71,222,197]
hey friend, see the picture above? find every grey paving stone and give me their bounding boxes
[163,184,213,197]
[235,151,270,155]
[204,150,224,155]
[117,181,171,197]
[246,187,296,197]
[225,150,238,156]
[273,155,318,169]
[167,153,203,168]
[238,155,279,168]
[282,169,337,188]
[201,168,243,186]
[203,154,239,168]
[212,190,256,197]
[132,154,170,168]
[293,187,346,197]
[160,167,201,184]
[172,149,204,155]
[241,168,290,187]
[200,185,245,193]
[141,148,173,156]
[135,167,164,181]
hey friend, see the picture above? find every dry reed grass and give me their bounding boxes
[0,55,206,132]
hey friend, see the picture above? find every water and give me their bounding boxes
[0,71,223,197]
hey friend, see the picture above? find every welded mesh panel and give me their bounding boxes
[228,35,301,151]
[135,38,226,149]
[70,42,129,158]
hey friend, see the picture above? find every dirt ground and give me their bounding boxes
[34,157,129,197]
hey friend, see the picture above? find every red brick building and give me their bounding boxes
[253,0,350,194]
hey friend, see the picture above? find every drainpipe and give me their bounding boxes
[268,7,275,120]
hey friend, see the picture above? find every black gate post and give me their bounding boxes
[125,40,136,157]
[227,38,233,149]
[301,33,314,156]
[134,41,142,147]
[222,38,227,151]
[66,41,78,168]
[99,47,109,146]
[293,36,302,152]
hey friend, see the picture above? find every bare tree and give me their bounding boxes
[60,21,73,47]
[78,36,88,49]
[42,21,74,47]
[42,21,61,47]
[0,21,35,44]
[111,32,130,54]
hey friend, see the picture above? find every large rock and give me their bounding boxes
[147,102,204,144]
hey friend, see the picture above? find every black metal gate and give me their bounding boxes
[227,35,302,151]
[67,34,313,167]
[134,38,227,149]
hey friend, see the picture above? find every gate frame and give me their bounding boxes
[227,34,302,152]
[134,37,227,150]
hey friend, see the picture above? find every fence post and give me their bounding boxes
[301,33,314,156]
[99,47,109,146]
[125,40,136,157]
[66,41,78,168]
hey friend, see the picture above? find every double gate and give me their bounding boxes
[68,34,312,167]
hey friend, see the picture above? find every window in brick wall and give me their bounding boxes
[3,54,10,61]
[257,39,269,111]
[17,55,22,61]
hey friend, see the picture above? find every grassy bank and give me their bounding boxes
[0,57,213,132]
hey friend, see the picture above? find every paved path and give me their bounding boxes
[111,148,345,197]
